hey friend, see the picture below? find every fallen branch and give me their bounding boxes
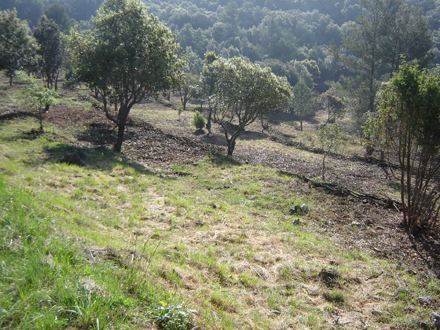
[365,271,383,281]
[278,170,402,210]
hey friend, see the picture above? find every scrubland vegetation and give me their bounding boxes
[1,0,440,328]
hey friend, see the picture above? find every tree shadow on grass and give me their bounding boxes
[206,152,242,167]
[200,132,227,148]
[0,111,37,122]
[239,129,269,141]
[5,127,45,141]
[409,226,440,279]
[41,143,155,176]
[75,123,116,147]
[270,110,320,125]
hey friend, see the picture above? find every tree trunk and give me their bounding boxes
[9,74,13,86]
[55,73,59,91]
[369,54,376,113]
[226,127,242,156]
[206,107,212,134]
[300,117,303,131]
[227,138,236,156]
[113,124,125,152]
[38,106,44,132]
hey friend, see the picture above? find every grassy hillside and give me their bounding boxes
[1,78,440,329]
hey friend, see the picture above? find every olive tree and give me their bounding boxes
[70,0,183,152]
[369,61,440,231]
[211,57,291,156]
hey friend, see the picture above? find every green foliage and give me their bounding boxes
[0,9,37,85]
[18,72,59,131]
[201,51,219,133]
[201,51,219,100]
[34,15,64,89]
[179,48,202,110]
[370,61,440,231]
[70,0,184,152]
[211,57,291,155]
[341,0,433,128]
[44,3,71,33]
[192,110,206,130]
[291,81,318,131]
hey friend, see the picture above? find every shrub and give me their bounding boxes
[192,111,206,130]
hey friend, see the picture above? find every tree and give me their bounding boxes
[0,9,37,85]
[201,51,219,134]
[34,15,64,91]
[291,82,318,131]
[211,57,291,155]
[180,47,202,111]
[71,0,183,152]
[368,61,440,232]
[342,0,400,116]
[318,92,345,124]
[317,123,342,180]
[43,3,71,34]
[192,110,206,131]
[384,4,433,76]
[342,0,433,129]
[18,72,58,132]
[180,74,200,111]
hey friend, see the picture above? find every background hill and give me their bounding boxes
[3,0,440,92]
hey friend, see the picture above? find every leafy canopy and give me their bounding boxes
[0,9,37,85]
[70,0,183,152]
[211,57,291,155]
[34,15,64,89]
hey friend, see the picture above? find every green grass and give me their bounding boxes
[0,175,195,329]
